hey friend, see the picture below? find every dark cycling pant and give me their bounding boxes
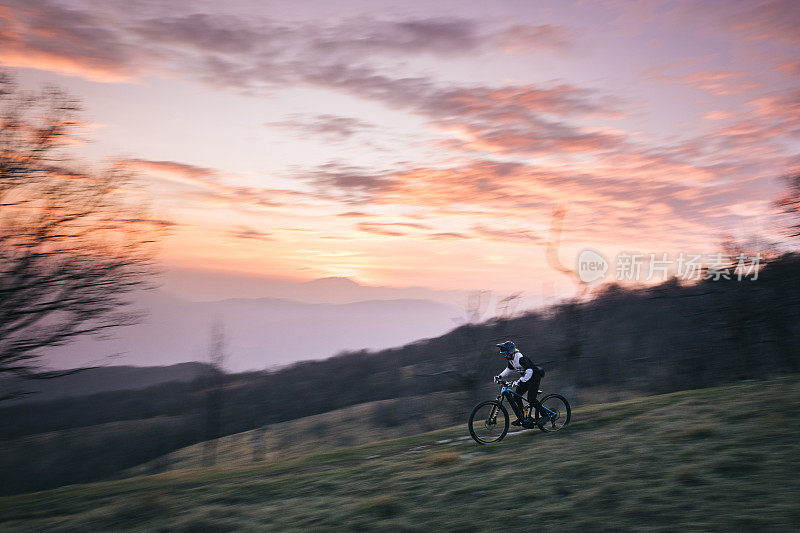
[505,375,542,420]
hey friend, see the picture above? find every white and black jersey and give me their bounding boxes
[498,351,535,383]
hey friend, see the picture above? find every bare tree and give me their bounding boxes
[544,205,588,385]
[0,73,159,400]
[450,290,494,394]
[251,427,265,462]
[419,291,523,405]
[202,322,226,467]
[775,172,800,239]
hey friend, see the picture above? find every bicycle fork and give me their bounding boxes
[486,395,504,424]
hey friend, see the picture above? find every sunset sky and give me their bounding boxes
[2,0,798,301]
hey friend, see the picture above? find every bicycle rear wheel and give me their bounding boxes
[535,394,571,432]
[468,401,509,444]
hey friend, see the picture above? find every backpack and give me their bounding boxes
[536,365,545,377]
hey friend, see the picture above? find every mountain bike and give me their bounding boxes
[468,380,571,444]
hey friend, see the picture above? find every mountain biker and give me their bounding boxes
[493,341,543,426]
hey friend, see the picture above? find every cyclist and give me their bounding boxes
[493,341,543,426]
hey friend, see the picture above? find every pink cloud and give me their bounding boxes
[227,225,273,241]
[498,24,572,54]
[0,4,574,85]
[357,221,432,237]
[0,1,142,82]
[774,61,800,76]
[427,232,468,240]
[727,0,800,46]
[123,158,307,211]
[650,69,759,96]
[703,110,734,121]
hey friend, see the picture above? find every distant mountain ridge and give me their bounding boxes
[161,268,477,306]
[41,291,463,372]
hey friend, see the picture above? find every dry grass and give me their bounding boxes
[2,376,799,532]
[125,391,465,476]
[427,451,460,466]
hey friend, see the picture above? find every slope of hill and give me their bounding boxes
[1,377,797,532]
[123,391,467,476]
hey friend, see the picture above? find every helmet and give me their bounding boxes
[496,341,516,356]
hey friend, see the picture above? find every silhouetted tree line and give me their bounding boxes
[1,252,798,494]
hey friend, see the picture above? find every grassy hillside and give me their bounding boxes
[1,377,798,532]
[124,386,643,477]
[124,391,467,476]
[0,415,201,495]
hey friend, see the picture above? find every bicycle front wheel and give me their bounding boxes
[536,394,571,432]
[468,400,509,444]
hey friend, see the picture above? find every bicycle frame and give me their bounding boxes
[497,384,557,418]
